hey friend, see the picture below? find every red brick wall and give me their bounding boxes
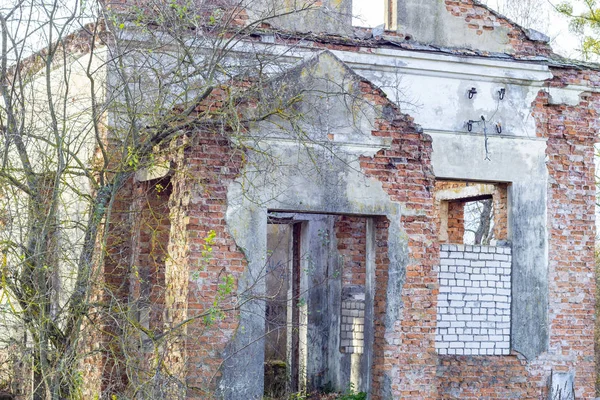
[438,355,538,398]
[334,216,367,287]
[90,54,598,400]
[165,79,440,399]
[493,183,508,241]
[132,179,171,332]
[162,79,440,399]
[537,70,597,398]
[436,69,598,399]
[167,131,246,398]
[446,201,465,243]
[358,81,439,399]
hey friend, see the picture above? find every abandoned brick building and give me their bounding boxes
[57,0,600,398]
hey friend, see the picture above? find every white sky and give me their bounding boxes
[483,0,584,59]
[352,0,385,28]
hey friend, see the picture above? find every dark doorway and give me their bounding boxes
[263,213,375,398]
[264,220,299,398]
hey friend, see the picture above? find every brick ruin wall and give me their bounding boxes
[334,216,367,354]
[125,179,171,385]
[88,67,597,400]
[95,179,135,396]
[83,125,246,398]
[131,179,170,333]
[436,68,598,399]
[119,80,440,399]
[162,81,439,399]
[446,201,465,243]
[167,132,247,397]
[339,300,366,354]
[15,0,594,396]
[536,69,597,398]
[358,82,439,398]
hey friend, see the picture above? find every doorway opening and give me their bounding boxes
[263,213,376,398]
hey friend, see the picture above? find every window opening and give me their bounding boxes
[435,181,508,245]
[463,197,494,245]
[434,181,512,356]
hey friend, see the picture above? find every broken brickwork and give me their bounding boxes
[443,0,551,56]
[435,70,598,399]
[334,216,367,288]
[111,66,599,400]
[131,179,170,334]
[358,82,439,398]
[165,131,247,398]
[537,69,597,398]
[121,75,440,398]
[446,201,465,243]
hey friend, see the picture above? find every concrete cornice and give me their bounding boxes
[227,40,555,85]
[424,129,548,142]
[332,49,553,84]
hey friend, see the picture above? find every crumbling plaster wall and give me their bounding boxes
[341,48,553,360]
[435,71,598,399]
[223,52,404,398]
[245,0,353,36]
[220,51,439,399]
[114,49,598,399]
[102,4,600,396]
[332,40,597,397]
[395,0,551,56]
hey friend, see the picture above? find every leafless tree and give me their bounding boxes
[0,0,358,398]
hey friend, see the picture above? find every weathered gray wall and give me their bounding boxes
[245,0,353,36]
[223,53,406,399]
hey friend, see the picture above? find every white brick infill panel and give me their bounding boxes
[435,244,512,356]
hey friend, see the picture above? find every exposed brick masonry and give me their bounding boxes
[443,0,552,57]
[334,216,367,288]
[536,69,598,398]
[334,216,367,355]
[437,68,599,399]
[446,201,465,243]
[358,82,439,399]
[87,39,598,400]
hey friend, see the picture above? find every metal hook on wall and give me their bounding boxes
[496,123,502,134]
[468,87,478,99]
[467,121,473,132]
[498,88,506,100]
